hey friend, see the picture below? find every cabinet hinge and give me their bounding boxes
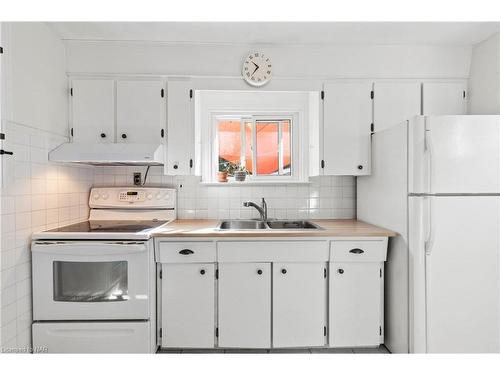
[0,133,5,140]
[463,90,466,99]
[0,47,3,54]
[370,90,374,99]
[189,89,193,99]
[370,123,374,133]
[159,328,162,338]
[70,128,73,137]
[189,159,193,169]
[161,129,165,138]
[380,268,382,278]
[324,326,327,336]
[379,326,382,336]
[320,90,324,100]
[215,269,219,279]
[70,88,73,97]
[215,328,219,337]
[161,88,165,98]
[321,160,325,169]
[324,268,327,278]
[159,269,163,279]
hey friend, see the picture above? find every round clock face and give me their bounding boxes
[242,52,272,87]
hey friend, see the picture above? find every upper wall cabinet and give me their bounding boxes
[166,79,193,175]
[116,80,166,143]
[71,79,115,143]
[373,82,421,132]
[422,82,467,115]
[71,78,165,144]
[322,82,372,176]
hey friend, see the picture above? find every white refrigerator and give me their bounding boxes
[358,115,500,353]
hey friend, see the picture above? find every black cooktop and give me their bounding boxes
[45,220,168,233]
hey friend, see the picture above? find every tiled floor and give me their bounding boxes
[159,345,390,354]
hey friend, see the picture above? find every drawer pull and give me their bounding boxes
[338,268,344,274]
[257,269,263,275]
[349,248,364,254]
[179,249,194,255]
[200,269,206,275]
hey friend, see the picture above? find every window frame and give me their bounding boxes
[212,112,299,183]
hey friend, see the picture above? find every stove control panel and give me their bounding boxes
[90,187,176,209]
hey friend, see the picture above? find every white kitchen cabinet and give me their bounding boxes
[322,82,372,175]
[422,82,467,115]
[116,80,166,144]
[161,263,215,348]
[329,239,386,348]
[373,82,421,132]
[218,263,271,348]
[71,79,115,143]
[273,262,327,348]
[329,263,382,347]
[166,78,193,175]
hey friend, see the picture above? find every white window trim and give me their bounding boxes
[195,90,317,184]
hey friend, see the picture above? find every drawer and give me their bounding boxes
[158,241,216,263]
[330,239,388,262]
[218,241,328,262]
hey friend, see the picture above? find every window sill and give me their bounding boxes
[200,181,312,186]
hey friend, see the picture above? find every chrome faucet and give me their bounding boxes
[243,198,268,221]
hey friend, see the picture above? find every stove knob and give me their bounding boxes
[102,193,109,200]
[92,193,100,200]
[156,193,162,200]
[147,194,153,200]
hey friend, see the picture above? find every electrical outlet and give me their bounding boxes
[133,173,142,186]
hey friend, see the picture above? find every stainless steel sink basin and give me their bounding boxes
[217,220,269,230]
[266,220,324,230]
[215,220,323,231]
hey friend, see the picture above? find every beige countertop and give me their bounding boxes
[153,219,397,238]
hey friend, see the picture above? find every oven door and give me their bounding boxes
[32,241,151,321]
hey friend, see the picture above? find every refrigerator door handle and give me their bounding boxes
[424,122,433,194]
[424,196,435,255]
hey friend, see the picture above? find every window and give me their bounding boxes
[195,90,319,183]
[217,116,292,178]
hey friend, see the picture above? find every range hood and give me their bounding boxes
[49,143,165,165]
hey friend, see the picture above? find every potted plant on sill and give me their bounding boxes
[234,164,248,182]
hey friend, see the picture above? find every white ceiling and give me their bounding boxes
[48,22,500,46]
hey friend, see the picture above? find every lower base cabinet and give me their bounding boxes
[161,263,215,348]
[273,263,327,347]
[329,263,383,347]
[218,263,271,348]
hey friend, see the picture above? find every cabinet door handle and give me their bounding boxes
[179,249,194,255]
[121,133,127,139]
[257,269,263,275]
[281,268,287,274]
[338,268,344,274]
[100,133,106,138]
[200,269,206,275]
[349,248,364,254]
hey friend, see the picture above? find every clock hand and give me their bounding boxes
[252,61,259,75]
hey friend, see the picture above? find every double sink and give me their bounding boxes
[216,219,324,231]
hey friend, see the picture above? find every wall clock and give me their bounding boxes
[242,52,272,87]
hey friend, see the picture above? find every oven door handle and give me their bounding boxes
[31,241,148,255]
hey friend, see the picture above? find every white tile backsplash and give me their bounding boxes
[93,166,356,220]
[0,121,94,350]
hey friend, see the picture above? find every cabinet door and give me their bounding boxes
[71,79,115,143]
[273,263,326,348]
[329,262,382,347]
[323,82,372,175]
[166,79,193,175]
[116,80,166,144]
[422,82,467,115]
[373,82,421,132]
[218,263,271,348]
[161,263,215,348]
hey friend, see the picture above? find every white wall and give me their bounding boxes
[65,41,472,80]
[468,32,500,114]
[0,23,93,351]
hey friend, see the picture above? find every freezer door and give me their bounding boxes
[425,116,500,193]
[419,196,500,353]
